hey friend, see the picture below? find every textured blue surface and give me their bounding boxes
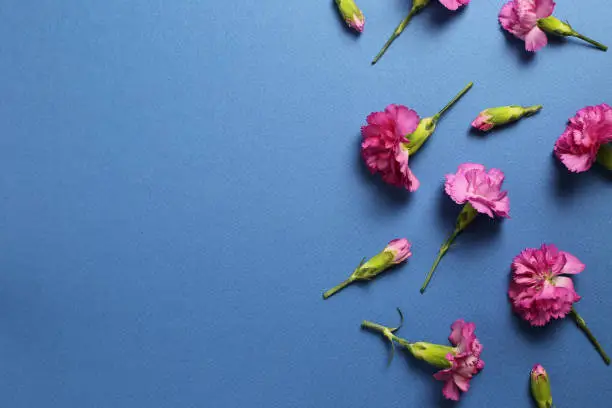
[0,1,611,407]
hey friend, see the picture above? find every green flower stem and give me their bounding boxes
[361,320,410,348]
[420,228,460,294]
[571,307,610,365]
[371,8,419,65]
[524,105,543,116]
[573,32,608,51]
[322,278,355,299]
[432,82,474,122]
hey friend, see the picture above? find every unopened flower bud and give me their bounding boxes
[472,105,542,132]
[322,239,411,299]
[530,364,553,408]
[335,0,365,33]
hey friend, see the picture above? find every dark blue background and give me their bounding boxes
[0,1,610,407]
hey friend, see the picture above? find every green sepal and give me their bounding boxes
[456,202,478,232]
[406,342,454,369]
[537,16,574,36]
[353,251,395,280]
[406,116,436,155]
[597,144,612,171]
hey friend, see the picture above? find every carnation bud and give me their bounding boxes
[471,105,542,132]
[538,16,607,51]
[335,0,365,33]
[322,239,411,299]
[406,342,454,369]
[530,364,553,408]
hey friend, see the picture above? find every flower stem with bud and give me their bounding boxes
[420,202,478,293]
[571,307,610,365]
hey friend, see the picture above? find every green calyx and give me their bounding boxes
[406,342,454,369]
[322,250,395,300]
[406,117,437,155]
[597,144,612,171]
[537,16,608,51]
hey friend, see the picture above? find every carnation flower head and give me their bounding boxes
[362,313,484,402]
[433,319,485,401]
[509,244,584,326]
[444,163,510,219]
[554,103,612,172]
[361,104,421,192]
[499,0,607,52]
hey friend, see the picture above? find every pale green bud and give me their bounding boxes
[530,364,553,408]
[472,105,542,132]
[335,0,365,33]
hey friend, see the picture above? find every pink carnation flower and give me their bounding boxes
[499,0,555,52]
[361,104,421,192]
[509,244,584,326]
[554,104,612,172]
[434,320,485,401]
[444,163,510,218]
[384,238,412,264]
[439,0,470,11]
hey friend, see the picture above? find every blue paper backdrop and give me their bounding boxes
[0,1,611,407]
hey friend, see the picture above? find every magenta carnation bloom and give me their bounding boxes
[361,104,421,192]
[362,312,484,402]
[508,245,610,364]
[554,104,612,172]
[420,163,510,293]
[499,0,555,51]
[444,163,510,219]
[433,320,485,401]
[385,238,412,264]
[509,244,584,326]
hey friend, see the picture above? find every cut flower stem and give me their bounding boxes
[571,307,610,365]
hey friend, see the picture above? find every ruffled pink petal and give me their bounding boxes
[559,251,585,275]
[557,152,594,172]
[442,379,461,401]
[535,0,555,19]
[524,27,548,52]
[386,105,420,138]
[499,1,522,36]
[553,276,576,292]
[457,163,485,173]
[438,0,470,11]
